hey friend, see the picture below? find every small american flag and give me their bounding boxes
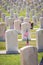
[23,31,28,38]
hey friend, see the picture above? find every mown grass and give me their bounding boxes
[18,34,22,39]
[19,9,26,17]
[0,54,20,65]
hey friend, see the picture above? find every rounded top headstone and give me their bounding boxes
[20,46,37,54]
[24,17,30,23]
[40,17,43,28]
[19,16,24,23]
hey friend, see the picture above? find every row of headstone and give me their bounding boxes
[0,0,43,23]
[2,0,42,53]
[26,0,43,23]
[0,22,6,41]
[0,15,31,41]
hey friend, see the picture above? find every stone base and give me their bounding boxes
[0,38,5,42]
[6,50,20,54]
[38,49,43,52]
[0,40,5,42]
[0,50,20,54]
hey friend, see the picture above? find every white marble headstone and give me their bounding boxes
[7,6,10,13]
[36,17,43,52]
[13,13,18,20]
[10,9,14,18]
[32,15,38,25]
[39,17,43,28]
[5,16,10,26]
[19,16,24,23]
[20,46,38,65]
[31,9,35,16]
[21,22,31,40]
[5,29,19,54]
[0,22,6,41]
[1,13,5,22]
[14,19,21,33]
[36,29,43,52]
[8,17,14,29]
[24,17,30,23]
[41,10,43,17]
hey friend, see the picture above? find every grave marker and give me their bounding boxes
[36,17,43,52]
[5,29,19,54]
[20,46,38,65]
[0,22,6,41]
[21,22,31,40]
[14,19,21,33]
[32,15,38,25]
[1,13,5,22]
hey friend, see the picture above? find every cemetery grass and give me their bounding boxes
[0,41,43,65]
[18,33,36,39]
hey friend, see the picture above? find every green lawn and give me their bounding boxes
[0,54,20,65]
[18,34,22,39]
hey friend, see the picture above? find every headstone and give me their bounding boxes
[26,6,30,17]
[7,6,10,13]
[20,46,38,65]
[19,16,24,23]
[40,17,43,28]
[41,3,43,9]
[33,1,38,7]
[29,3,34,10]
[24,17,31,28]
[21,0,26,10]
[41,10,43,17]
[26,12,30,18]
[8,17,14,29]
[36,17,43,52]
[5,29,19,54]
[5,16,10,26]
[1,13,5,22]
[3,4,7,10]
[14,19,21,33]
[10,9,14,18]
[24,17,30,23]
[21,22,31,40]
[17,5,21,14]
[13,13,18,20]
[0,9,2,18]
[13,4,16,12]
[31,9,35,16]
[36,4,41,13]
[32,15,38,25]
[0,0,2,6]
[0,22,6,41]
